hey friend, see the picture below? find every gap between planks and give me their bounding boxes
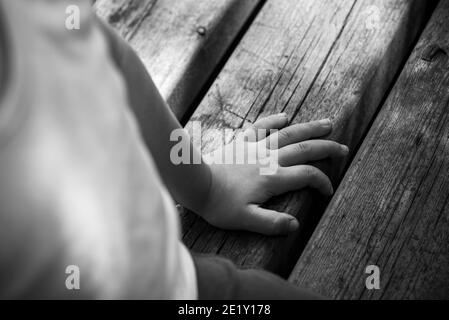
[94,0,265,119]
[289,0,449,299]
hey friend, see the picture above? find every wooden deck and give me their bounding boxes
[95,0,448,299]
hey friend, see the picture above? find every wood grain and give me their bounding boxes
[94,0,262,118]
[182,0,437,276]
[289,0,449,299]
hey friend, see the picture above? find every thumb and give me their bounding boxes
[245,205,299,236]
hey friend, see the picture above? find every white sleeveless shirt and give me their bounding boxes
[0,0,196,299]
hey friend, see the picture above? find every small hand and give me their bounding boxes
[198,114,349,236]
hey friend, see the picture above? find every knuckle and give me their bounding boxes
[296,141,311,153]
[279,128,292,142]
[304,166,316,179]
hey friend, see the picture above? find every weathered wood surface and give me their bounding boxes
[182,0,437,276]
[94,0,263,119]
[289,0,449,299]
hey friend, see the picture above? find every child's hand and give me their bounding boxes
[198,114,349,236]
[98,21,346,237]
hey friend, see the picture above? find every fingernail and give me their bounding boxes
[341,145,349,155]
[319,118,332,128]
[328,185,334,196]
[288,219,299,232]
[279,112,288,118]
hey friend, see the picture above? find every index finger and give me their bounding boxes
[243,113,289,142]
[267,119,333,149]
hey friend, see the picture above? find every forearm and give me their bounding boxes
[98,19,211,214]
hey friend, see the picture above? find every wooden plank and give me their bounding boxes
[289,0,449,299]
[181,0,437,276]
[94,0,262,119]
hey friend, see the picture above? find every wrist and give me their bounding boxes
[194,164,222,220]
[186,163,214,217]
